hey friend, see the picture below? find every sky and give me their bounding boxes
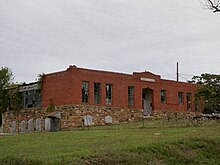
[0,0,220,83]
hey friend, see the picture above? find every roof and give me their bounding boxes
[45,111,61,119]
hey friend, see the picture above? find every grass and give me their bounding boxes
[0,119,219,165]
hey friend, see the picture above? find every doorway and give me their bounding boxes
[45,112,61,132]
[50,117,60,132]
[142,88,153,116]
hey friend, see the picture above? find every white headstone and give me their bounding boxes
[45,118,51,131]
[84,115,93,126]
[28,119,34,132]
[11,121,16,134]
[105,116,113,124]
[35,118,41,132]
[20,120,26,133]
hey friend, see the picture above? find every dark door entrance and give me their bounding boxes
[50,117,60,132]
[45,112,61,132]
[142,88,153,116]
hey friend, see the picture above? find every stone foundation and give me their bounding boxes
[152,110,201,120]
[2,104,142,133]
[2,108,45,134]
[2,105,200,134]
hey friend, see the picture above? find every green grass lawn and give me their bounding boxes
[0,119,220,165]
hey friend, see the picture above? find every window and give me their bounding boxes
[82,81,89,103]
[128,86,134,107]
[194,94,199,111]
[187,93,191,110]
[161,90,166,104]
[94,83,101,104]
[106,84,112,105]
[22,90,37,108]
[178,92,184,105]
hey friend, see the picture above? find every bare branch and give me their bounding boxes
[200,0,220,12]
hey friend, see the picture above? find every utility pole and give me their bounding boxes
[177,62,179,82]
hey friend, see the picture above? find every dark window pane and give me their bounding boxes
[128,86,134,107]
[94,83,101,104]
[161,90,166,104]
[178,92,184,105]
[187,93,191,110]
[82,82,89,103]
[106,84,112,105]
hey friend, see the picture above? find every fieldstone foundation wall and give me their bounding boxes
[2,105,201,134]
[2,109,45,134]
[2,105,142,133]
[58,105,142,130]
[152,110,201,120]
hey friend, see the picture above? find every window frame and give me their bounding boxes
[186,92,192,110]
[106,84,113,105]
[128,86,135,107]
[94,82,101,105]
[82,81,89,103]
[161,90,167,104]
[178,92,184,105]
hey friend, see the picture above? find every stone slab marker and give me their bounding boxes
[45,118,51,131]
[105,115,113,124]
[28,119,34,132]
[20,120,26,133]
[84,115,93,126]
[11,121,16,134]
[35,118,41,132]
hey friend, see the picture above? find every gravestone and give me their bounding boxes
[20,120,26,133]
[0,126,2,133]
[35,118,41,132]
[11,121,16,134]
[45,118,51,132]
[28,119,34,132]
[84,115,93,126]
[105,115,113,124]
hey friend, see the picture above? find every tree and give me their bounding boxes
[0,67,14,125]
[200,0,220,13]
[12,88,22,134]
[36,73,45,90]
[190,73,220,114]
[0,67,23,134]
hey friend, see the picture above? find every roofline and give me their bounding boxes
[45,65,133,77]
[161,78,197,86]
[44,65,196,85]
[71,66,133,77]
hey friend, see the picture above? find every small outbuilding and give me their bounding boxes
[45,112,61,132]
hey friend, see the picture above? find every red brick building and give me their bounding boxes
[42,65,198,115]
[2,65,199,133]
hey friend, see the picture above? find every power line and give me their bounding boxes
[179,75,189,81]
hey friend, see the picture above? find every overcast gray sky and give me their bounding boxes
[0,0,220,83]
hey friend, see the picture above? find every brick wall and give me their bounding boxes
[42,66,199,112]
[1,66,200,133]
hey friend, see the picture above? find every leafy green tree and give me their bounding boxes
[0,67,14,125]
[10,87,22,134]
[36,73,45,90]
[190,73,220,114]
